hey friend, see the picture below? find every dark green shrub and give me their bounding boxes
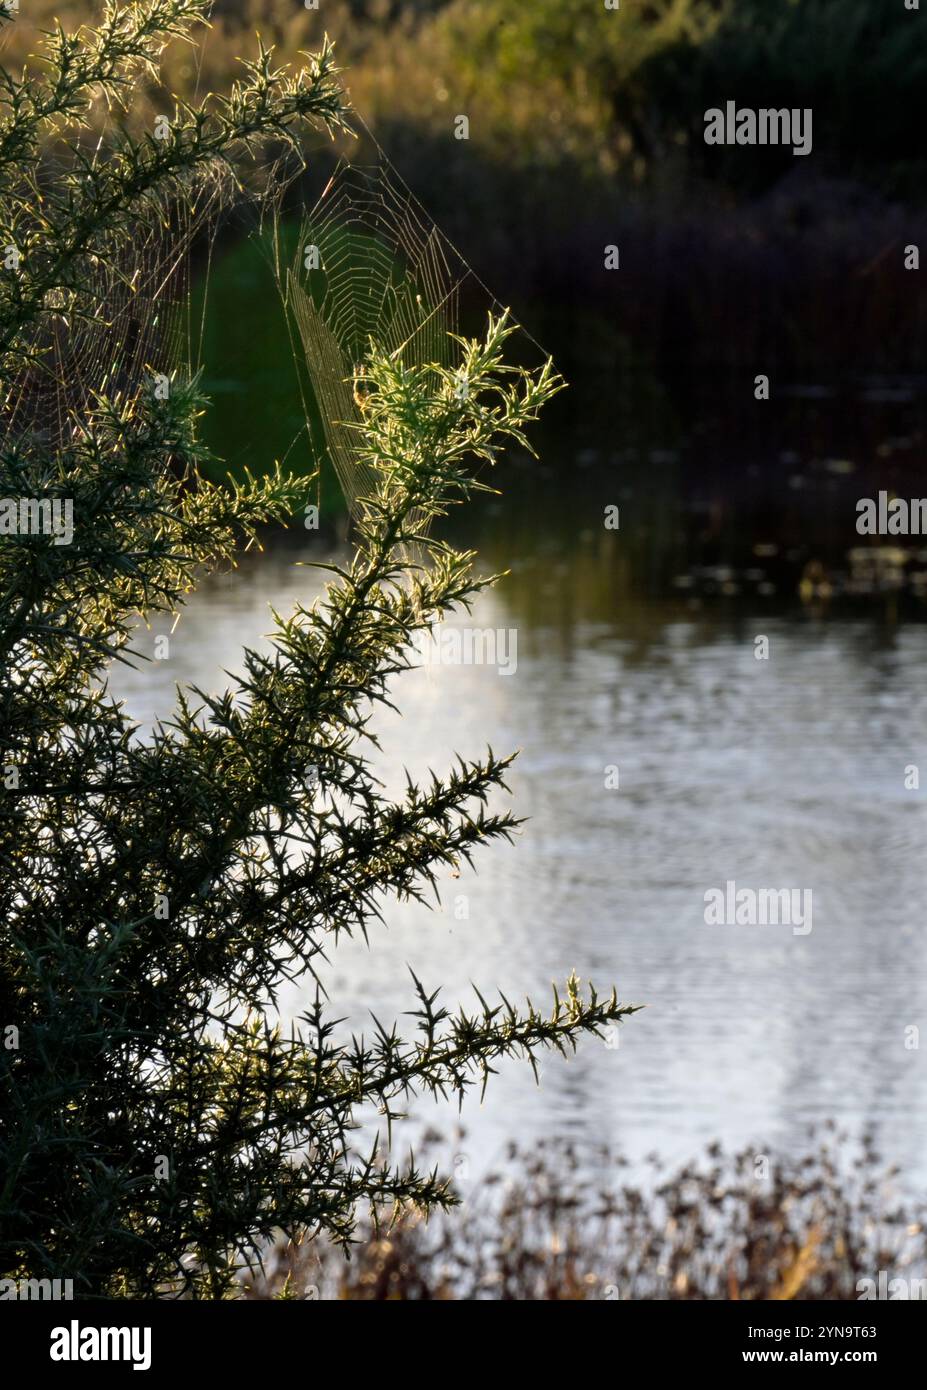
[0,1,633,1298]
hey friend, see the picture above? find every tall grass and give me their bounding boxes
[244,1126,927,1300]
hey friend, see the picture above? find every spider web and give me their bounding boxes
[274,138,548,530]
[1,5,546,534]
[0,2,231,463]
[2,185,224,457]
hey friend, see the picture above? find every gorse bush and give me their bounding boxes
[0,1,635,1297]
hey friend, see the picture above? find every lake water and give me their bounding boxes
[108,500,927,1192]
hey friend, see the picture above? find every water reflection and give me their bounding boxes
[108,529,927,1187]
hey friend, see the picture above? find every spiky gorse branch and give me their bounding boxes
[0,2,638,1299]
[0,1,348,376]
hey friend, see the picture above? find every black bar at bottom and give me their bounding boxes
[3,1295,918,1378]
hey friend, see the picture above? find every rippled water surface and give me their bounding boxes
[108,537,927,1184]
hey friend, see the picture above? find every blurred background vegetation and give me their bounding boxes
[5,0,925,573]
[7,0,926,372]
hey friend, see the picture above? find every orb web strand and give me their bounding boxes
[350,108,552,363]
[273,140,552,540]
[2,179,225,459]
[0,0,280,468]
[277,162,468,534]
